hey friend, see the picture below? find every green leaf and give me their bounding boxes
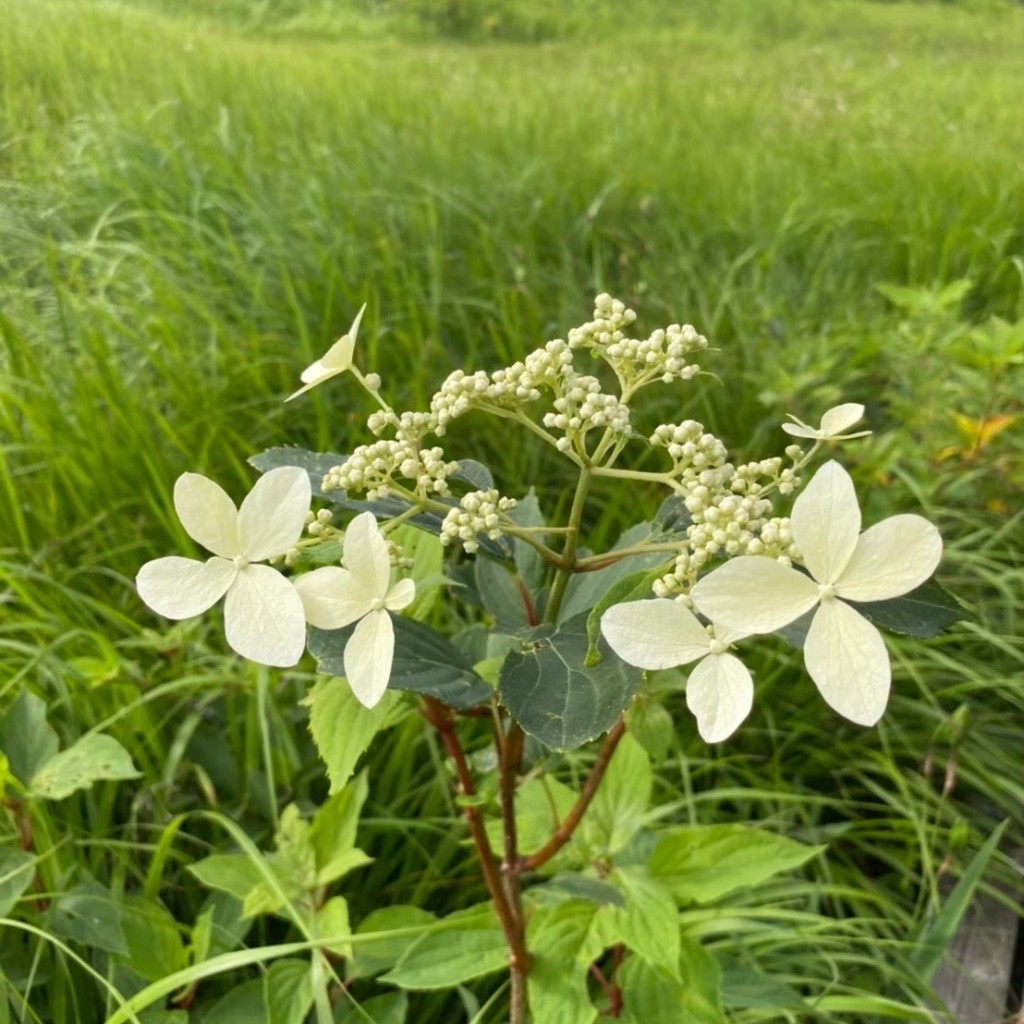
[499,613,641,751]
[315,896,352,957]
[335,992,408,1024]
[305,679,402,794]
[380,905,508,989]
[203,980,266,1024]
[48,879,128,956]
[527,900,605,1024]
[649,825,825,904]
[559,521,678,623]
[29,733,140,800]
[476,556,530,632]
[0,689,59,785]
[265,958,313,1024]
[0,849,35,916]
[484,775,576,858]
[309,617,492,710]
[347,905,437,980]
[717,957,807,1010]
[619,937,726,1023]
[625,700,675,764]
[509,488,548,594]
[909,819,1008,981]
[391,525,445,621]
[311,773,370,883]
[851,578,967,638]
[528,874,626,909]
[116,895,188,982]
[580,733,651,856]
[606,867,679,977]
[198,892,253,957]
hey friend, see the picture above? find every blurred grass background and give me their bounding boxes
[1,0,1022,1019]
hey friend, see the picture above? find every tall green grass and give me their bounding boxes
[1,0,1022,1019]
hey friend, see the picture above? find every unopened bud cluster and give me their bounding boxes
[543,375,630,452]
[440,489,518,553]
[323,440,458,501]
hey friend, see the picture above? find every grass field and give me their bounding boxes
[1,0,1023,1020]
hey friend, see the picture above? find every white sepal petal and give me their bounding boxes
[173,474,240,559]
[299,359,331,386]
[385,577,416,612]
[343,511,391,598]
[791,460,861,584]
[136,556,237,620]
[344,609,394,708]
[601,599,711,671]
[237,467,311,562]
[685,653,754,743]
[223,564,307,668]
[836,515,943,602]
[781,418,816,439]
[692,557,819,634]
[803,599,890,726]
[294,567,372,629]
[820,403,865,436]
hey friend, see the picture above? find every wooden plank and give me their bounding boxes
[931,885,1020,1023]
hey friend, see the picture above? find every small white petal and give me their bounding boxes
[223,563,306,667]
[601,599,711,670]
[804,599,890,726]
[344,609,394,708]
[791,460,861,584]
[384,577,416,612]
[137,556,236,620]
[837,514,943,602]
[781,418,817,439]
[323,304,365,370]
[237,467,311,562]
[299,359,332,386]
[294,567,373,629]
[343,511,391,598]
[173,473,240,559]
[686,653,754,743]
[819,403,865,436]
[692,557,819,634]
[710,623,747,647]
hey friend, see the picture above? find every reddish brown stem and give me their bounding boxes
[521,718,627,871]
[421,698,529,981]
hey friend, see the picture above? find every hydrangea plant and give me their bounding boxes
[136,296,961,1022]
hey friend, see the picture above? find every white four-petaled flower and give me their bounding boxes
[692,460,942,726]
[286,304,367,402]
[782,402,871,441]
[294,511,415,708]
[602,599,752,743]
[136,467,312,667]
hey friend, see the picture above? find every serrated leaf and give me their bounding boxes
[619,937,726,1024]
[527,900,605,1024]
[484,775,576,858]
[580,734,651,856]
[0,690,59,786]
[850,578,967,638]
[265,958,313,1024]
[311,773,370,883]
[499,613,641,751]
[380,905,507,989]
[316,896,352,957]
[309,617,492,710]
[347,906,437,980]
[649,825,825,904]
[606,867,679,977]
[29,733,139,800]
[304,679,402,794]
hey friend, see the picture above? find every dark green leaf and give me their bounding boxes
[499,613,641,750]
[475,556,530,631]
[529,874,627,908]
[0,689,58,785]
[851,578,967,638]
[509,488,548,593]
[309,617,491,709]
[335,992,409,1024]
[49,880,128,956]
[116,895,188,983]
[203,980,266,1024]
[0,849,35,916]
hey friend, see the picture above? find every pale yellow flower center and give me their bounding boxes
[369,596,386,611]
[818,582,838,601]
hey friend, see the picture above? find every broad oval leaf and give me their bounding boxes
[850,577,967,638]
[499,613,641,750]
[309,617,492,709]
[30,734,140,801]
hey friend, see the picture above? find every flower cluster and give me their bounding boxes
[542,374,630,452]
[322,440,458,501]
[440,489,518,553]
[650,421,728,478]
